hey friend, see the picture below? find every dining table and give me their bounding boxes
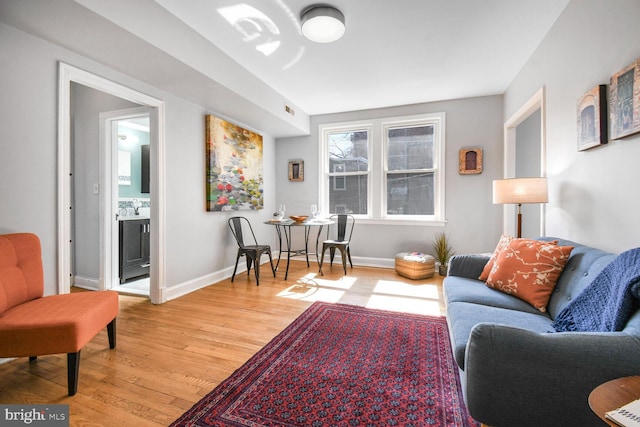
[264,218,334,280]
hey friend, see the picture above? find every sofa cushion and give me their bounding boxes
[444,276,543,316]
[0,290,119,356]
[448,254,491,279]
[542,238,616,319]
[479,236,560,281]
[0,233,43,314]
[478,234,513,281]
[446,301,553,369]
[486,239,573,312]
[552,247,640,332]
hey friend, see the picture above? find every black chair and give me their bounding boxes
[228,216,275,286]
[318,214,355,276]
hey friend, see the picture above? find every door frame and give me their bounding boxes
[502,87,547,237]
[100,107,150,292]
[58,62,167,304]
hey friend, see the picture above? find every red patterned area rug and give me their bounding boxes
[171,301,478,427]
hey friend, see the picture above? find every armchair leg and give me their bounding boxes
[107,319,116,349]
[29,356,37,362]
[67,351,81,396]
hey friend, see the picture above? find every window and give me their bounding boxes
[385,124,435,216]
[319,113,445,224]
[324,127,370,215]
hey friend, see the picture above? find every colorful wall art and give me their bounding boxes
[205,115,264,211]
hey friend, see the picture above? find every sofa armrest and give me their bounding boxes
[464,323,640,427]
[447,254,490,279]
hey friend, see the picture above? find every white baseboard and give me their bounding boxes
[351,255,395,269]
[73,275,100,290]
[72,255,396,302]
[164,268,231,301]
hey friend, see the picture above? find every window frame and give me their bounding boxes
[319,113,446,226]
[320,122,372,217]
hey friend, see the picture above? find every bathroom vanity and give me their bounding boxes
[119,217,150,284]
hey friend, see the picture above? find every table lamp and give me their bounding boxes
[493,177,548,238]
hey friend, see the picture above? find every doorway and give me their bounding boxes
[103,109,152,296]
[58,63,166,304]
[503,87,547,237]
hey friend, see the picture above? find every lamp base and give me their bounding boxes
[517,203,522,238]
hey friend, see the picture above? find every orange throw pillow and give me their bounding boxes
[486,239,573,312]
[478,234,514,281]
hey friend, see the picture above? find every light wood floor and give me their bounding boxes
[0,261,445,426]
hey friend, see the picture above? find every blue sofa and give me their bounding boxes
[443,237,640,427]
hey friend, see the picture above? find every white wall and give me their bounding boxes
[504,0,640,253]
[276,96,505,263]
[0,23,277,297]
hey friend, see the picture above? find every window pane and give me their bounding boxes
[388,126,433,171]
[329,175,368,214]
[387,172,434,215]
[328,130,369,168]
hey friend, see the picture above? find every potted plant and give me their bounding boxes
[432,232,454,276]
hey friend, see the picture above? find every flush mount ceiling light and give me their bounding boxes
[301,5,345,43]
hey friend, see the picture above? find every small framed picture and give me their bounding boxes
[288,159,304,182]
[458,147,482,174]
[577,84,608,151]
[610,57,640,140]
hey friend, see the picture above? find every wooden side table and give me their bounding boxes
[589,376,640,425]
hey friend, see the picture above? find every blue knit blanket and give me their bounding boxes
[552,247,640,332]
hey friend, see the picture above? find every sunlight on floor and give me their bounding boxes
[278,283,345,303]
[368,279,442,316]
[366,294,442,316]
[374,280,440,299]
[277,272,444,316]
[277,273,356,303]
[298,272,358,289]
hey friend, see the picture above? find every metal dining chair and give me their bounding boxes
[228,216,275,286]
[318,214,355,276]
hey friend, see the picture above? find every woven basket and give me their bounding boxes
[395,252,436,280]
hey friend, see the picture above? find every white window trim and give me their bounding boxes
[319,121,373,219]
[319,113,446,226]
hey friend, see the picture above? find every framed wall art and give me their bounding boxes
[458,147,482,174]
[610,57,640,140]
[577,84,608,151]
[288,159,304,181]
[205,115,264,211]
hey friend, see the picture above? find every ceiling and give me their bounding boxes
[154,0,569,115]
[0,0,569,136]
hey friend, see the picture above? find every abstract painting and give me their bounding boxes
[205,115,263,211]
[610,57,640,140]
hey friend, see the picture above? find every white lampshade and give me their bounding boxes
[493,177,548,205]
[301,6,345,43]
